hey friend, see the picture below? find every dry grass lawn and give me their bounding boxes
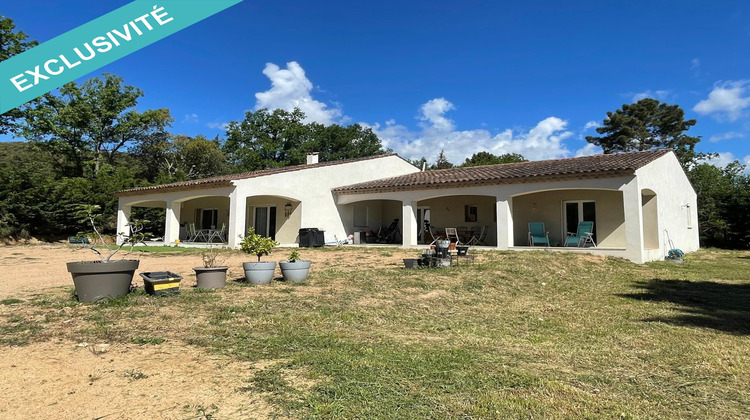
[0,244,748,419]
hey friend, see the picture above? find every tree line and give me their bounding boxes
[0,15,748,248]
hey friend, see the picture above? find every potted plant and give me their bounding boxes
[66,204,146,303]
[194,244,229,289]
[240,228,279,285]
[279,249,311,282]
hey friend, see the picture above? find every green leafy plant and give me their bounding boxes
[239,227,279,262]
[287,249,301,262]
[74,204,146,262]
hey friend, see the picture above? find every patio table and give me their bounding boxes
[195,229,225,243]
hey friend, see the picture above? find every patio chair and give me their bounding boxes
[427,224,442,245]
[187,223,198,242]
[445,227,461,245]
[215,223,227,243]
[565,221,596,247]
[376,218,402,244]
[467,225,488,246]
[527,222,550,247]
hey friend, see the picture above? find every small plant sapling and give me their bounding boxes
[240,228,279,262]
[287,249,301,262]
[75,204,146,262]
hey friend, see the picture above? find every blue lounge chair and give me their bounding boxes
[528,222,550,246]
[565,221,596,247]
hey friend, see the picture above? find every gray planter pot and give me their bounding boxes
[194,266,229,289]
[242,261,276,285]
[279,260,311,283]
[66,259,140,303]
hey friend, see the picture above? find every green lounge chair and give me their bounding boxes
[565,221,596,247]
[528,222,550,247]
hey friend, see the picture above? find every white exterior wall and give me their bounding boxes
[229,155,418,246]
[635,153,700,260]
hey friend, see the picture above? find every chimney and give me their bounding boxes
[307,152,319,165]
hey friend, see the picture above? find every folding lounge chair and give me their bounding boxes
[445,228,460,245]
[376,219,402,244]
[528,222,550,246]
[565,221,596,247]
[467,225,488,246]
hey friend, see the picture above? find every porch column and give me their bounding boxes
[621,181,645,263]
[496,195,513,250]
[164,200,181,245]
[228,191,246,248]
[401,200,418,246]
[116,203,131,245]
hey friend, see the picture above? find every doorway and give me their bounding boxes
[253,206,277,240]
[200,209,218,230]
[563,201,596,243]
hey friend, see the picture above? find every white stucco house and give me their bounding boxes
[117,149,699,263]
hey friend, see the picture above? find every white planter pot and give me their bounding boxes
[279,260,311,283]
[242,261,276,285]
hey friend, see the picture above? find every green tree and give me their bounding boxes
[223,108,308,171]
[223,108,387,171]
[170,134,229,180]
[132,134,230,183]
[22,74,173,177]
[308,123,386,161]
[0,16,38,134]
[433,150,454,169]
[461,151,527,167]
[688,161,750,249]
[585,98,701,167]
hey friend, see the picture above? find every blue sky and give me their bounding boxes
[2,1,750,167]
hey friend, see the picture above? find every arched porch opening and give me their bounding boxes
[178,196,231,242]
[245,195,302,244]
[641,189,659,250]
[126,200,166,241]
[415,194,497,246]
[340,199,403,244]
[511,188,626,248]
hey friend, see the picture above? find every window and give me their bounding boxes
[465,205,478,223]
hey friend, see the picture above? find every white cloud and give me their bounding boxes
[419,98,456,131]
[365,98,573,163]
[249,63,580,163]
[691,58,700,69]
[207,122,229,130]
[708,131,744,143]
[575,143,601,157]
[632,90,672,102]
[254,61,342,125]
[693,80,750,121]
[699,152,750,173]
[583,121,599,130]
[182,113,199,123]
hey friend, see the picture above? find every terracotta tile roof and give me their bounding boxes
[333,149,673,195]
[117,154,402,196]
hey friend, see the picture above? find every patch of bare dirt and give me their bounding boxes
[0,244,430,418]
[0,339,278,419]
